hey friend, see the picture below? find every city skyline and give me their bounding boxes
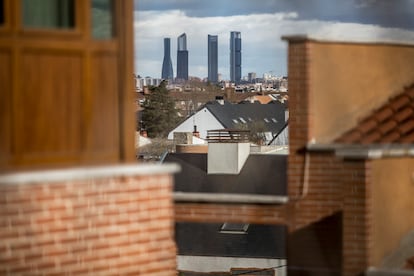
[135,0,414,80]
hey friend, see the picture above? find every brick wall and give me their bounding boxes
[286,36,374,276]
[175,203,287,225]
[342,160,373,276]
[0,166,178,275]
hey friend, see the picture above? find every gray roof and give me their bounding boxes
[176,222,286,259]
[163,153,287,196]
[205,101,286,134]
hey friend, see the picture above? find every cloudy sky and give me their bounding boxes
[134,0,414,80]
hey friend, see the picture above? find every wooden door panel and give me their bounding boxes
[16,50,83,162]
[85,52,119,157]
[0,49,11,165]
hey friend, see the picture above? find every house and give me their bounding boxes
[168,98,288,145]
[0,2,179,275]
[163,131,288,275]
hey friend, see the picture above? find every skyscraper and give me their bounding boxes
[230,31,241,83]
[161,38,174,80]
[208,35,218,83]
[176,33,188,81]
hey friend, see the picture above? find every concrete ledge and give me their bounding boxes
[0,163,181,185]
[366,268,414,276]
[281,34,414,47]
[174,192,288,204]
[307,143,414,159]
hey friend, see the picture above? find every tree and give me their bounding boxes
[235,121,267,145]
[141,81,180,138]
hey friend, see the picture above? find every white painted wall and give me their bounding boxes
[167,107,223,139]
[207,143,250,174]
[177,255,286,276]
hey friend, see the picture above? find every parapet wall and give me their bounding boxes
[0,164,179,275]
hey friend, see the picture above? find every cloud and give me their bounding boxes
[134,9,414,79]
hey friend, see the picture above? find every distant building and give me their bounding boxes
[168,99,288,145]
[177,33,188,80]
[208,35,218,83]
[161,38,174,80]
[230,31,242,83]
[248,72,256,82]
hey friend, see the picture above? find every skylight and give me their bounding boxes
[264,118,270,123]
[232,119,239,124]
[239,117,247,123]
[271,118,278,123]
[220,223,249,234]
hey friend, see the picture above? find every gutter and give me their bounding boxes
[307,143,414,159]
[174,192,288,204]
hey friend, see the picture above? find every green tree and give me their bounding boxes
[142,81,180,138]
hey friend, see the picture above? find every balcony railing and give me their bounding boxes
[206,129,250,143]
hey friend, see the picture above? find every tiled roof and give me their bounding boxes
[336,84,414,144]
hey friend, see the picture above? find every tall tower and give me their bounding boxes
[230,31,241,84]
[161,38,174,80]
[176,33,188,80]
[208,35,218,83]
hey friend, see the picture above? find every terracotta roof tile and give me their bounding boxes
[377,120,397,135]
[375,107,393,122]
[335,84,414,144]
[381,132,401,143]
[399,120,414,134]
[394,107,413,122]
[358,118,378,134]
[361,131,382,144]
[401,132,414,143]
[390,95,410,111]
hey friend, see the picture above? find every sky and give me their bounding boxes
[134,0,414,80]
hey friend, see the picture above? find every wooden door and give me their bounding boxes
[0,0,134,170]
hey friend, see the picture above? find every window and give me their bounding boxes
[92,0,114,39]
[232,119,239,124]
[264,118,270,123]
[22,0,74,29]
[271,118,278,123]
[239,117,247,123]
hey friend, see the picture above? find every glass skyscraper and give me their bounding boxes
[161,38,174,80]
[230,31,241,84]
[177,33,188,80]
[208,35,218,83]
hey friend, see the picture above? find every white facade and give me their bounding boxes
[207,143,250,174]
[167,107,223,139]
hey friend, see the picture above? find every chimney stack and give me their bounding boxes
[193,125,200,138]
